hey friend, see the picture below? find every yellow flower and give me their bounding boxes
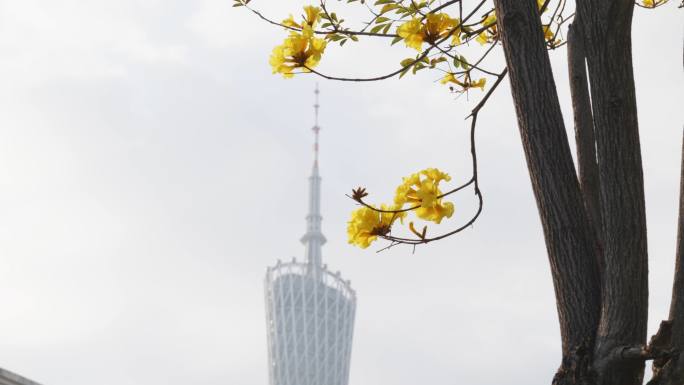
[441,73,486,91]
[269,26,327,78]
[397,19,424,51]
[440,72,460,85]
[476,12,497,45]
[422,168,451,183]
[472,78,486,89]
[542,25,561,47]
[451,24,463,46]
[303,5,321,27]
[282,14,301,29]
[282,6,322,29]
[419,199,454,224]
[347,204,405,248]
[397,13,458,51]
[394,168,455,224]
[424,13,458,44]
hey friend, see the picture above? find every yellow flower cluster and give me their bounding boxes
[347,204,405,249]
[397,13,460,51]
[347,168,455,248]
[394,168,454,224]
[270,6,326,78]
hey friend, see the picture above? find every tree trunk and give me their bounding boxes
[492,0,602,382]
[567,22,603,269]
[574,1,649,384]
[649,130,684,385]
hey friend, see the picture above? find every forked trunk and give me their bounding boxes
[495,0,650,384]
[493,0,602,381]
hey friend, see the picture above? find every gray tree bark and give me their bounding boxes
[492,0,602,382]
[494,0,657,384]
[649,131,684,385]
[573,2,649,384]
[567,22,602,267]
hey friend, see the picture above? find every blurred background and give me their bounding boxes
[0,1,682,384]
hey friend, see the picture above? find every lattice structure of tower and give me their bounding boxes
[264,86,357,385]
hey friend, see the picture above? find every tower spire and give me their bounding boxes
[313,83,320,166]
[301,84,326,276]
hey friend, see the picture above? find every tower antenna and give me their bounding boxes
[301,83,326,274]
[313,83,320,165]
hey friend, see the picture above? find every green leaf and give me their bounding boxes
[350,35,359,42]
[391,36,403,45]
[430,57,447,68]
[375,16,390,24]
[370,24,386,33]
[460,55,470,70]
[380,4,399,13]
[400,58,414,67]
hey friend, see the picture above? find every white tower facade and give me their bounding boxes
[264,87,356,385]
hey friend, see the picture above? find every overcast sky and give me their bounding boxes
[0,1,682,384]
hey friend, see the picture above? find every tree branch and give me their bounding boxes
[567,22,603,272]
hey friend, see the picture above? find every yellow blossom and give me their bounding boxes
[397,19,424,50]
[394,168,455,224]
[424,13,458,43]
[397,13,458,51]
[282,14,301,29]
[441,73,486,91]
[542,25,561,47]
[476,12,497,45]
[303,5,321,27]
[471,78,486,89]
[440,73,460,85]
[347,204,405,248]
[641,0,665,6]
[270,26,327,78]
[281,6,321,30]
[451,27,463,45]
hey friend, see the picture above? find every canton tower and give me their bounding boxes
[264,86,357,385]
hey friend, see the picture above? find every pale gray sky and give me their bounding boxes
[0,1,682,384]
